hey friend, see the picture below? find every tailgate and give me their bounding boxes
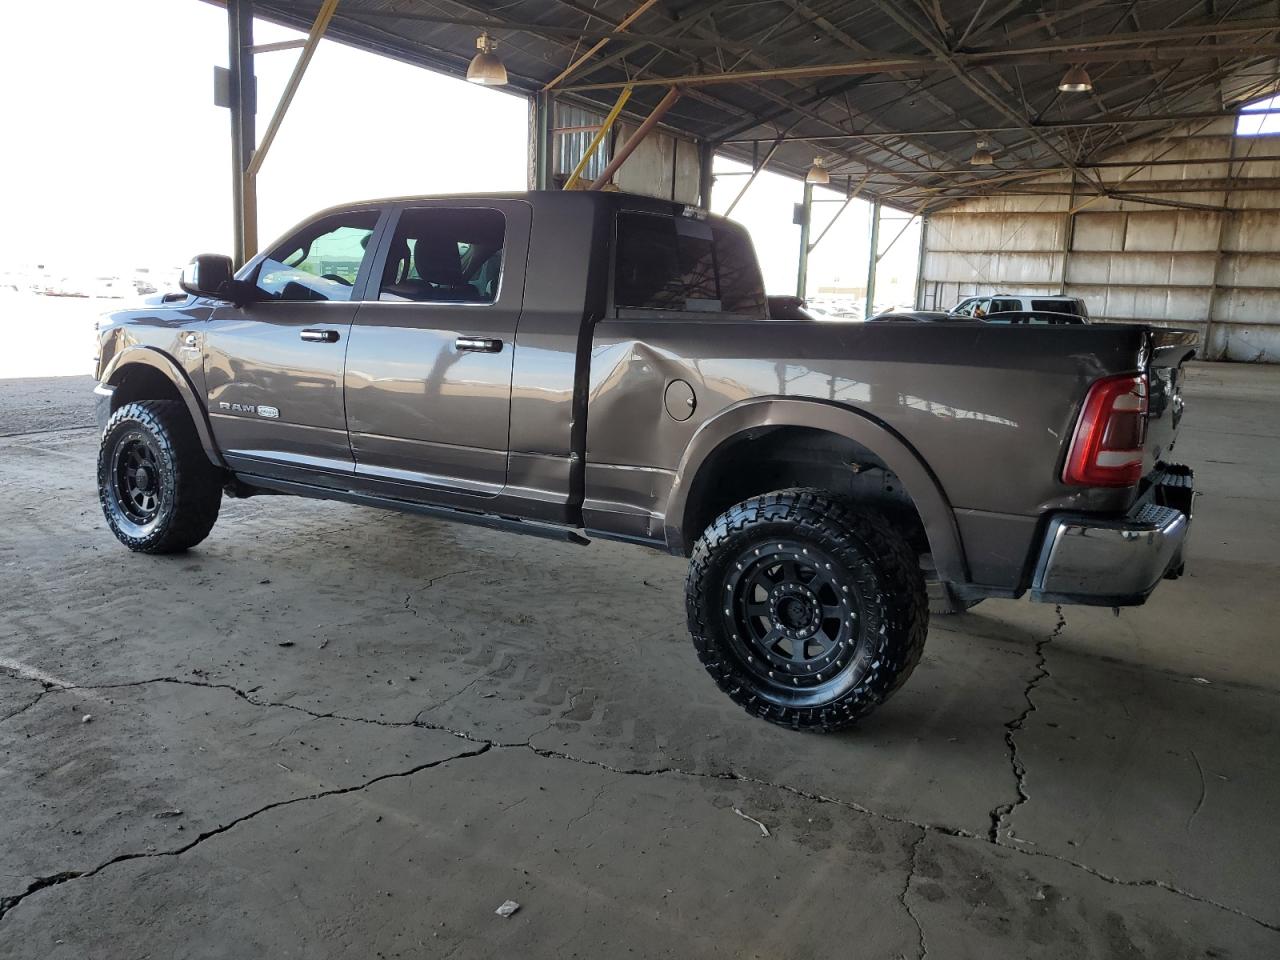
[1144,328,1198,472]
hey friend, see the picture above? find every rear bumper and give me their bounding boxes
[1030,463,1193,606]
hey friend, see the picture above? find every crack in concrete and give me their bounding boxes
[6,669,1278,934]
[0,669,57,724]
[0,691,50,724]
[900,828,928,960]
[422,568,482,592]
[0,742,490,925]
[565,776,617,832]
[413,662,505,720]
[403,569,483,618]
[1187,748,1208,832]
[988,605,1063,844]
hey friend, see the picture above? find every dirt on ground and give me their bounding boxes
[1,363,1277,959]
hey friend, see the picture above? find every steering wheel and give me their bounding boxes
[322,274,352,285]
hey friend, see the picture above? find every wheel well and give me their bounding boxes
[681,426,930,557]
[110,364,185,411]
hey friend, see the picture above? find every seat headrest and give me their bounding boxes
[413,235,463,285]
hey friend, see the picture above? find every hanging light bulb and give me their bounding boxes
[1058,65,1093,93]
[969,140,995,166]
[467,33,508,86]
[805,157,830,184]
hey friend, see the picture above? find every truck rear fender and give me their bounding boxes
[665,397,969,583]
[100,346,225,468]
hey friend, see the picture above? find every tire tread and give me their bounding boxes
[685,489,928,732]
[98,400,221,554]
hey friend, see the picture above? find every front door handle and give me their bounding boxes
[300,329,340,343]
[455,337,503,353]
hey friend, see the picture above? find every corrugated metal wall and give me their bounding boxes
[918,119,1280,361]
[612,122,701,205]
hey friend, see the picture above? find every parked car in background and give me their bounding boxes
[952,294,1090,320]
[984,310,1088,325]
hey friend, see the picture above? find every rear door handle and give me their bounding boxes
[455,337,503,353]
[300,329,340,343]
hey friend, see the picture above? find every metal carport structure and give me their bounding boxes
[213,0,1280,339]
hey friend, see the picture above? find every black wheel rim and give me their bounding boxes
[722,540,863,691]
[112,431,163,525]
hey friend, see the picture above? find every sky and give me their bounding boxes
[1238,94,1280,136]
[2,0,918,305]
[709,156,921,306]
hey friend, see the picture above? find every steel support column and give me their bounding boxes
[1059,174,1077,295]
[227,0,256,267]
[531,92,555,189]
[796,180,813,299]
[864,200,881,317]
[913,215,929,309]
[1204,134,1242,360]
[697,140,715,210]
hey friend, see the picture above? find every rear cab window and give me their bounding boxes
[613,210,767,318]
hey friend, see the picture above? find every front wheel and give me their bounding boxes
[686,490,928,732]
[98,400,222,553]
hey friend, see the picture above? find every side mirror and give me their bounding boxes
[179,254,236,300]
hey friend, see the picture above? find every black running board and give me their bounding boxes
[238,475,591,546]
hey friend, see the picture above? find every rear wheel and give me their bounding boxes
[98,400,222,553]
[686,490,928,732]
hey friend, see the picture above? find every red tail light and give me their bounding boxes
[1063,373,1148,487]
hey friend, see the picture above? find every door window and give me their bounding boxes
[613,212,767,317]
[255,211,380,302]
[378,208,506,303]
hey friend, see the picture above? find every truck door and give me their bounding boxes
[343,200,530,498]
[203,208,386,483]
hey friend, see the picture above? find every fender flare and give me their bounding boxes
[101,346,225,468]
[663,396,968,583]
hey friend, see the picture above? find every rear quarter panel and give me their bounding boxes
[585,319,1148,556]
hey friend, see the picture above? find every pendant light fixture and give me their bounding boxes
[968,140,994,166]
[1058,65,1093,93]
[466,33,508,86]
[805,157,830,185]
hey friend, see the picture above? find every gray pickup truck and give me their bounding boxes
[93,191,1197,731]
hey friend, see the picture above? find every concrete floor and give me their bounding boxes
[1,363,1277,959]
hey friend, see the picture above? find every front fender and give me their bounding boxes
[664,396,968,583]
[101,346,225,468]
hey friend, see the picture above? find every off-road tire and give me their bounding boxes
[686,490,928,732]
[98,400,222,553]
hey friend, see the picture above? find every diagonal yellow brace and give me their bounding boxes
[563,86,633,191]
[247,0,340,178]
